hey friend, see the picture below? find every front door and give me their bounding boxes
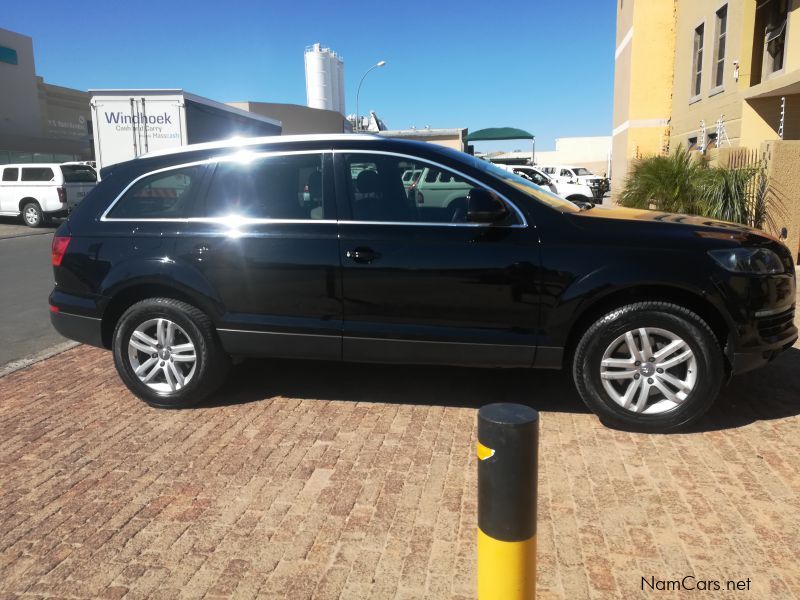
[335,151,541,367]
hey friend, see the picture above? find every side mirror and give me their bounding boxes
[467,188,508,223]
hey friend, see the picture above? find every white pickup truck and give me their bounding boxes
[0,163,97,227]
[494,164,596,204]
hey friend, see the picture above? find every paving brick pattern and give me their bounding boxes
[1,298,799,599]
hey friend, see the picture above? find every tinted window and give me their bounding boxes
[205,153,325,220]
[107,166,204,219]
[61,165,97,183]
[2,168,18,182]
[21,168,55,182]
[343,153,513,224]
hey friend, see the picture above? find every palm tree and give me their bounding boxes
[620,146,780,231]
[620,146,706,215]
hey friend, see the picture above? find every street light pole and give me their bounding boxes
[355,60,386,132]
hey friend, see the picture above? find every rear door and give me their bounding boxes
[176,150,342,360]
[335,151,541,367]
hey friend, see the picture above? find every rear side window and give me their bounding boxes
[205,153,326,220]
[21,168,55,182]
[106,165,204,219]
[2,168,18,182]
[61,165,97,183]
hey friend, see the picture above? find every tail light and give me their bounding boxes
[57,187,66,204]
[51,235,71,266]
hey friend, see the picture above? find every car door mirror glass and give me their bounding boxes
[466,188,508,223]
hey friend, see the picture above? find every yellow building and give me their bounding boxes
[613,0,800,260]
[614,0,800,177]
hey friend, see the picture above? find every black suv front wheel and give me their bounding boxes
[112,298,229,408]
[573,302,724,432]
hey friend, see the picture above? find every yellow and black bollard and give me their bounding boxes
[477,403,539,600]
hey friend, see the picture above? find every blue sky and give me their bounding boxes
[3,0,616,151]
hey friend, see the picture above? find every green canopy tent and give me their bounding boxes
[466,127,536,164]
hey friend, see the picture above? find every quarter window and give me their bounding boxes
[21,167,55,182]
[2,167,18,181]
[107,165,204,219]
[341,153,515,225]
[205,153,326,220]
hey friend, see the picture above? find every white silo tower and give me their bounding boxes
[304,43,345,115]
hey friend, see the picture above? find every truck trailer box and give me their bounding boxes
[90,89,282,171]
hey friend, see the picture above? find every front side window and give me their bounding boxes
[692,23,705,97]
[560,169,573,178]
[2,167,18,182]
[205,153,326,220]
[21,167,55,182]
[342,153,517,224]
[107,165,204,219]
[713,5,728,88]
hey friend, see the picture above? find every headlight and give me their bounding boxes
[708,247,785,274]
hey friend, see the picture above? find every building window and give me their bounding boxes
[752,0,788,84]
[0,46,18,65]
[713,5,728,88]
[692,24,705,98]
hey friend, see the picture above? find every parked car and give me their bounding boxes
[537,164,609,199]
[493,163,594,203]
[50,135,797,432]
[0,163,97,227]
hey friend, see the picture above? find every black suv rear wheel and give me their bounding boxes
[112,298,229,408]
[572,302,724,432]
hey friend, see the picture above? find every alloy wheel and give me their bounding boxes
[127,318,197,393]
[599,327,697,415]
[24,207,39,225]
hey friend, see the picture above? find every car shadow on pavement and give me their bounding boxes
[201,347,800,432]
[202,358,591,416]
[690,347,800,432]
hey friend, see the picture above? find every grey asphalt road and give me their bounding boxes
[0,219,68,368]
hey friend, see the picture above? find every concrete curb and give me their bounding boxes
[0,341,80,379]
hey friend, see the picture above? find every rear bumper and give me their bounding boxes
[50,310,104,348]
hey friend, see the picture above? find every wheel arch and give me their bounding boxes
[100,282,217,349]
[19,197,40,211]
[562,284,731,369]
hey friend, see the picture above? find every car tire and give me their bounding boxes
[572,302,723,432]
[112,297,229,408]
[21,201,44,228]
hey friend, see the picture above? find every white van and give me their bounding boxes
[0,163,97,227]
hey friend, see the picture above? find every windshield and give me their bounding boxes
[61,165,97,183]
[572,167,593,176]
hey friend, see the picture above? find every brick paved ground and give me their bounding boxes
[1,303,799,599]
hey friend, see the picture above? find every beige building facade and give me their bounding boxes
[614,0,800,174]
[613,0,800,259]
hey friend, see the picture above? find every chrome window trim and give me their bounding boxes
[333,149,528,228]
[99,148,528,228]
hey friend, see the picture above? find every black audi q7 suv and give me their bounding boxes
[49,135,797,431]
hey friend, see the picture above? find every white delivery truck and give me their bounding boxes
[90,89,282,173]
